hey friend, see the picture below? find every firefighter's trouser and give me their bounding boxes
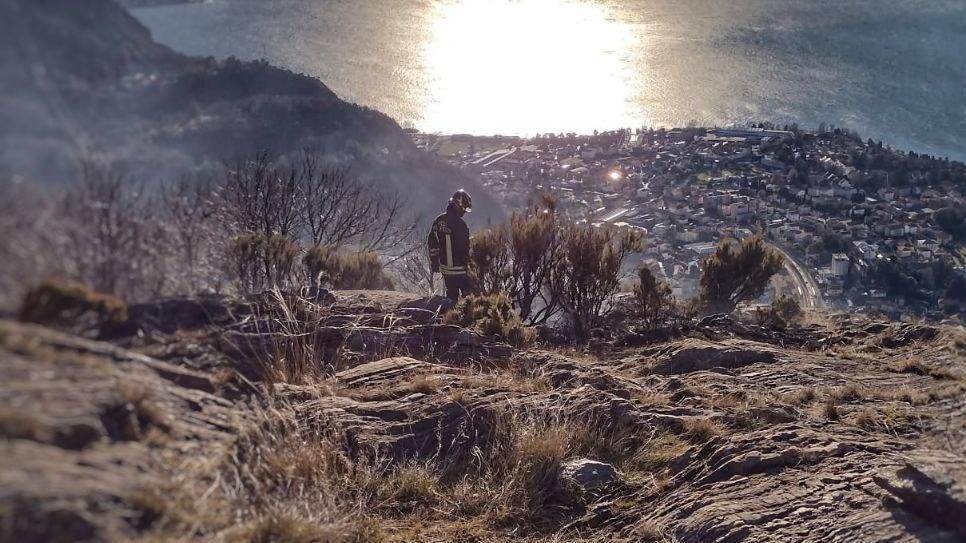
[443,273,470,301]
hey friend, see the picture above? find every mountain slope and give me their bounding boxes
[0,0,499,220]
[1,291,964,542]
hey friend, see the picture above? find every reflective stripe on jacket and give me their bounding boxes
[428,204,470,276]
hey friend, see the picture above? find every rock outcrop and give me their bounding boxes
[1,290,963,542]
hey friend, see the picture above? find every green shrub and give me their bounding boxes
[467,198,560,325]
[506,201,560,325]
[468,225,511,296]
[699,232,784,314]
[19,279,128,333]
[303,245,393,290]
[550,223,644,341]
[633,266,673,328]
[444,292,536,347]
[756,295,802,331]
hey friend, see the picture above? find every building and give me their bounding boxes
[831,253,850,277]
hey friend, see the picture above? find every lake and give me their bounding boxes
[133,0,966,159]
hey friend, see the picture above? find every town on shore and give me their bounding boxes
[412,125,966,321]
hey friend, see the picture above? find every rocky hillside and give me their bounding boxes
[0,0,498,219]
[1,290,964,542]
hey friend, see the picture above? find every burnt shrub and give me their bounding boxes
[506,202,560,325]
[755,295,802,331]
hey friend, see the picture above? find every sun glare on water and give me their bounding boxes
[420,0,644,135]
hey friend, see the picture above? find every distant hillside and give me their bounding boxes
[0,0,499,220]
[117,0,202,7]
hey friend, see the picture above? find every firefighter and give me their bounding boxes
[428,189,472,300]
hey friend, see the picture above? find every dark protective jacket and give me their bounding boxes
[428,202,470,276]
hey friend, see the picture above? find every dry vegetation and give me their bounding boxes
[126,396,683,542]
[18,279,128,337]
[444,292,537,347]
[3,287,963,542]
[0,152,415,308]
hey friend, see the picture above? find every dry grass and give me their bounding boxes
[829,384,864,403]
[117,380,171,433]
[376,462,438,511]
[888,358,958,380]
[634,520,669,542]
[947,327,966,354]
[630,389,672,407]
[133,398,646,541]
[930,383,966,401]
[229,511,386,543]
[342,372,442,402]
[127,485,219,535]
[896,387,930,406]
[849,405,916,434]
[879,405,914,432]
[407,374,439,395]
[512,423,572,495]
[681,417,722,444]
[18,278,128,329]
[629,433,689,473]
[448,387,469,406]
[507,372,552,394]
[456,368,550,396]
[821,397,840,421]
[443,293,537,348]
[852,408,879,429]
[783,387,817,405]
[225,288,334,386]
[881,385,931,406]
[708,391,749,409]
[0,408,49,442]
[24,284,963,543]
[669,384,713,402]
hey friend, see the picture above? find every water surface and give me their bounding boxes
[134,0,966,158]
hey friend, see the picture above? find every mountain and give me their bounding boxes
[0,0,499,220]
[116,0,202,7]
[2,289,964,541]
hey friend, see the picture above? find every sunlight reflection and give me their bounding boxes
[420,0,644,135]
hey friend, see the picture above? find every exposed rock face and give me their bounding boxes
[874,453,966,540]
[646,339,780,375]
[881,323,940,348]
[0,320,239,542]
[1,290,964,542]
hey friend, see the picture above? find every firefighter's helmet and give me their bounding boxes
[450,189,472,213]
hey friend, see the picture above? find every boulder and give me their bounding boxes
[560,459,620,491]
[650,339,778,375]
[396,296,455,324]
[881,324,939,348]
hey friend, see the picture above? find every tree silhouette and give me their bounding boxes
[699,233,784,314]
[633,265,673,328]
